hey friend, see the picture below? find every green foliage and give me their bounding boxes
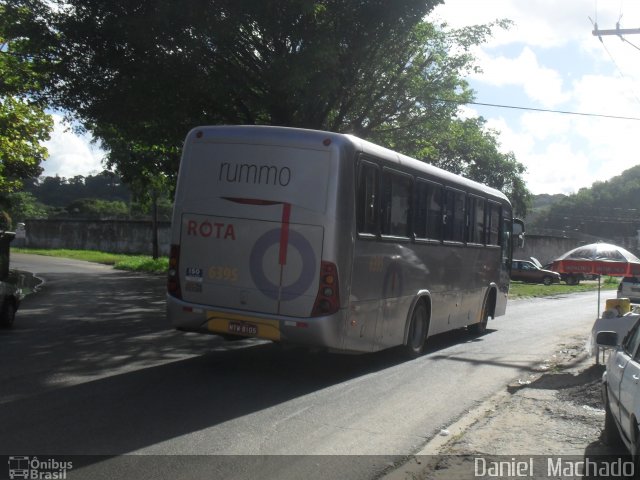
[8,0,530,213]
[509,279,618,299]
[5,191,49,222]
[0,3,54,198]
[0,96,52,194]
[24,171,131,208]
[530,165,640,237]
[113,256,168,274]
[12,247,168,273]
[21,170,173,219]
[65,198,129,218]
[130,198,173,220]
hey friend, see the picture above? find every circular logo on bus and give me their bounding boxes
[249,229,317,301]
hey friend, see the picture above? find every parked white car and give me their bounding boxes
[599,320,640,456]
[618,276,640,304]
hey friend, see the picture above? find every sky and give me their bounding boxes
[41,0,640,195]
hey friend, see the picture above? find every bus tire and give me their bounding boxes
[468,300,489,335]
[404,301,428,358]
[0,300,15,328]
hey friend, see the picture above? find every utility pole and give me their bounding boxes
[592,23,640,37]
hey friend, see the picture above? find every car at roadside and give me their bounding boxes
[618,276,640,304]
[510,259,561,285]
[0,278,20,328]
[598,319,640,457]
[0,231,20,328]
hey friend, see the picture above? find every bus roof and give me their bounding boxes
[344,133,510,204]
[185,125,511,205]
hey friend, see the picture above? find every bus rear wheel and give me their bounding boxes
[468,300,489,335]
[404,301,428,358]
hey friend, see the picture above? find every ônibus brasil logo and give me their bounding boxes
[8,456,73,480]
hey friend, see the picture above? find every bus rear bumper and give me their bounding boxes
[166,295,348,351]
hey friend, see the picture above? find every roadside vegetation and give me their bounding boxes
[509,276,619,299]
[12,247,168,274]
[13,247,622,298]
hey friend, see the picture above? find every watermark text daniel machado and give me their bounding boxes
[474,456,634,477]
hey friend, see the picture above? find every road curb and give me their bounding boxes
[381,338,598,480]
[380,388,512,480]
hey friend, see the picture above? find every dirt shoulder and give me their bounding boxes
[383,336,631,479]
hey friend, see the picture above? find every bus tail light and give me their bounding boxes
[167,244,182,299]
[312,261,340,316]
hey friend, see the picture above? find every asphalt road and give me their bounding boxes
[0,253,615,480]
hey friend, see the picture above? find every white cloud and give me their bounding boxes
[432,0,640,195]
[486,107,640,195]
[524,143,594,195]
[41,114,106,178]
[518,111,572,142]
[472,47,569,107]
[572,74,640,116]
[481,116,581,195]
[432,0,638,48]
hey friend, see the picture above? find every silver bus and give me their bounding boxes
[167,126,524,355]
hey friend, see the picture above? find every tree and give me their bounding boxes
[24,170,132,212]
[424,117,531,215]
[65,198,129,218]
[0,3,53,205]
[530,165,640,238]
[7,0,530,213]
[5,191,48,222]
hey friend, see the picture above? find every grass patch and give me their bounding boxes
[12,247,168,274]
[509,278,619,299]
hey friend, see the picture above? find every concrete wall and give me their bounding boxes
[517,234,585,266]
[24,219,171,256]
[517,234,640,266]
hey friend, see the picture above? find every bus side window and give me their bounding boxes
[414,180,428,238]
[467,195,485,244]
[444,188,465,242]
[486,202,501,246]
[357,162,379,235]
[415,179,443,241]
[381,169,412,238]
[427,183,443,240]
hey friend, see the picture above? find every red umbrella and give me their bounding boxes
[551,242,640,277]
[550,242,640,317]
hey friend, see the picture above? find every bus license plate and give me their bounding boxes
[228,321,258,336]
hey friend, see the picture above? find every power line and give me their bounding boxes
[620,35,640,52]
[459,100,640,121]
